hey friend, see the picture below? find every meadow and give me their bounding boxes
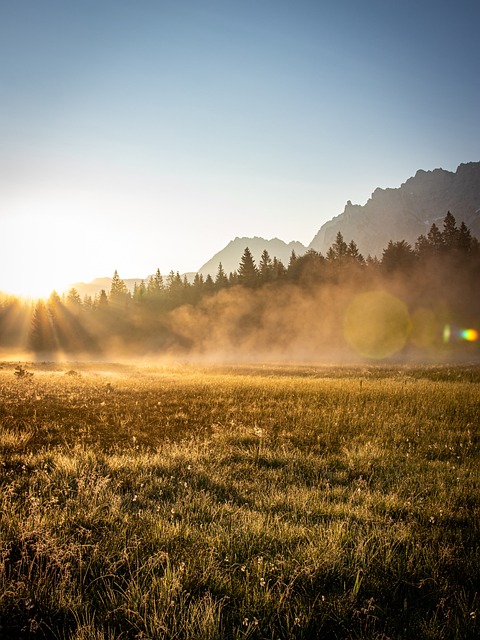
[0,361,479,639]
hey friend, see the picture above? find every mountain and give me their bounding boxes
[197,236,307,277]
[309,162,480,257]
[68,162,480,296]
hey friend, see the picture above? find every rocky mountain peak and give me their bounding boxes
[309,162,480,258]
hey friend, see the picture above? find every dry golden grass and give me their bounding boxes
[0,361,479,639]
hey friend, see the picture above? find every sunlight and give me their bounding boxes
[1,268,68,300]
[1,208,108,299]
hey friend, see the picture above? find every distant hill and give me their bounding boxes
[198,236,307,277]
[69,273,198,299]
[69,277,143,299]
[309,162,480,257]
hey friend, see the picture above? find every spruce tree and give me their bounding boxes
[442,212,459,250]
[237,247,258,286]
[259,250,273,282]
[215,263,228,288]
[110,270,130,304]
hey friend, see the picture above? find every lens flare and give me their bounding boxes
[461,329,479,342]
[443,324,451,343]
[344,291,411,359]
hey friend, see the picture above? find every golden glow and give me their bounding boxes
[1,209,102,300]
[0,269,69,300]
[343,291,411,359]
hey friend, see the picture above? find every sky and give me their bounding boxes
[1,0,479,297]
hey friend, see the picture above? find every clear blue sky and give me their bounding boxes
[1,0,479,296]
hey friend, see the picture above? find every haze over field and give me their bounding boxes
[1,0,479,298]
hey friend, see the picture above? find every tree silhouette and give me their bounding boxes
[109,270,130,306]
[215,263,228,288]
[237,247,258,286]
[29,300,56,354]
[382,240,415,272]
[259,250,273,282]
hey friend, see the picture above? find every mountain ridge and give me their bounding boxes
[309,162,480,257]
[69,161,480,296]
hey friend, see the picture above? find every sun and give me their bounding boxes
[1,208,105,300]
[0,266,69,300]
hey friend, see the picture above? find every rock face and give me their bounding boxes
[309,162,480,257]
[198,236,307,277]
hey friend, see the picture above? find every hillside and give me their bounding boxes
[197,236,307,277]
[309,162,480,257]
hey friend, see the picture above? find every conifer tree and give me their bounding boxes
[96,289,108,308]
[382,240,415,272]
[110,270,129,303]
[457,221,474,253]
[426,223,444,252]
[327,232,349,261]
[272,257,286,279]
[215,263,228,288]
[347,240,365,264]
[133,280,146,304]
[204,274,215,292]
[66,288,82,308]
[259,250,273,281]
[237,247,258,286]
[442,212,459,249]
[29,300,56,353]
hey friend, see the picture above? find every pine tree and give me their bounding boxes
[237,247,258,286]
[66,288,82,308]
[426,223,444,252]
[152,268,164,292]
[272,257,286,279]
[204,274,215,292]
[457,221,473,253]
[133,280,146,304]
[215,263,228,288]
[110,270,130,304]
[259,250,273,281]
[382,240,415,272]
[327,232,349,261]
[29,300,56,353]
[347,240,365,264]
[442,212,459,250]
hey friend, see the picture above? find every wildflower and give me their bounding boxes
[241,565,246,572]
[259,577,266,587]
[242,618,249,627]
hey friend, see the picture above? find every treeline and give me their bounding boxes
[1,212,479,358]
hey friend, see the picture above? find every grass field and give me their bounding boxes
[0,361,479,639]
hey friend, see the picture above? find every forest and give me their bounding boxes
[1,213,479,360]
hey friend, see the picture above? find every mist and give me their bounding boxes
[2,217,479,366]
